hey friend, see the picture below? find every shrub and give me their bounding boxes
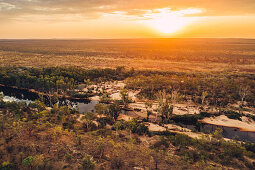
[246,114,255,121]
[170,134,192,147]
[1,161,12,170]
[135,124,149,135]
[224,110,242,121]
[97,117,114,126]
[153,137,170,150]
[77,135,82,146]
[149,130,174,137]
[200,112,211,118]
[112,120,126,131]
[171,114,201,125]
[222,142,244,158]
[110,157,124,169]
[81,155,96,170]
[181,150,199,163]
[212,128,223,140]
[243,142,255,155]
[23,156,35,167]
[65,154,72,162]
[70,93,89,98]
[94,129,112,137]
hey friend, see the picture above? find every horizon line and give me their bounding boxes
[0,37,255,40]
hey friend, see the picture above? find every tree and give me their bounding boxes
[1,161,12,170]
[26,121,35,137]
[95,103,108,116]
[84,79,91,87]
[125,119,137,138]
[156,90,173,123]
[52,103,59,114]
[34,99,46,112]
[52,92,59,105]
[136,123,149,135]
[145,100,153,121]
[0,92,3,101]
[201,91,208,105]
[100,93,112,104]
[23,156,34,170]
[171,89,181,103]
[150,151,161,170]
[56,79,66,93]
[0,93,3,108]
[239,85,249,107]
[120,89,129,109]
[107,101,121,121]
[239,85,249,114]
[81,112,95,131]
[0,116,5,135]
[113,120,123,137]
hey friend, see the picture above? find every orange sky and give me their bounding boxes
[0,0,255,38]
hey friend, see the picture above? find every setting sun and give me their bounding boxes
[148,15,189,34]
[141,8,202,34]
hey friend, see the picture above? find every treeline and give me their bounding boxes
[0,66,134,94]
[126,73,255,107]
[1,66,255,107]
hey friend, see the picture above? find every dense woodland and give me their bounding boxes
[1,66,254,104]
[0,66,133,97]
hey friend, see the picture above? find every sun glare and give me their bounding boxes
[142,8,202,34]
[150,15,187,34]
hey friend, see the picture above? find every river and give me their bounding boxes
[1,85,255,143]
[183,124,255,143]
[0,85,98,114]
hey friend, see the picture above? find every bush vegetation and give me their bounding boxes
[0,65,255,169]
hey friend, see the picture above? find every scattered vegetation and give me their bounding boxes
[0,38,255,169]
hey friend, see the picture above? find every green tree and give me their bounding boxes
[157,90,173,123]
[1,161,12,170]
[95,103,108,116]
[201,91,208,105]
[0,93,3,108]
[108,101,121,121]
[113,121,123,136]
[23,156,34,170]
[125,119,137,138]
[52,92,59,105]
[145,100,153,121]
[56,79,66,93]
[238,85,250,114]
[0,92,3,101]
[34,99,46,112]
[84,79,91,87]
[100,93,112,103]
[120,89,129,109]
[212,128,223,141]
[81,112,95,131]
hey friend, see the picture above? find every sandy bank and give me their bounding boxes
[201,115,255,132]
[147,123,204,139]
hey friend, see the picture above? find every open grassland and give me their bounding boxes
[0,38,255,73]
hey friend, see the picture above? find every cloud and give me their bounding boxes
[0,0,255,22]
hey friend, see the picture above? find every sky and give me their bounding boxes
[0,0,255,39]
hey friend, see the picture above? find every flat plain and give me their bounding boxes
[0,38,255,73]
